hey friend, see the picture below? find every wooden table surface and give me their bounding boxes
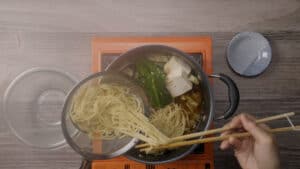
[0,1,300,169]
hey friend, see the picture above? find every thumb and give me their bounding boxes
[240,114,272,143]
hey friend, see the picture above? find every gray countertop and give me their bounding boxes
[0,1,300,169]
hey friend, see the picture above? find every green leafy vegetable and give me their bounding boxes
[136,59,172,109]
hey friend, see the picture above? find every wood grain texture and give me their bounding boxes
[0,0,299,32]
[1,32,300,169]
[212,32,300,169]
[0,1,300,169]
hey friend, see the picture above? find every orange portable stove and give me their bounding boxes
[91,36,214,169]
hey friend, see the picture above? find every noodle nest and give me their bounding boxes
[69,81,170,146]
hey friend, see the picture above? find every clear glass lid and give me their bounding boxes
[3,68,78,149]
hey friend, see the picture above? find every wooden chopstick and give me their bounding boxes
[140,125,300,152]
[136,112,295,149]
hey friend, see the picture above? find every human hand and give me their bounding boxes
[220,114,280,169]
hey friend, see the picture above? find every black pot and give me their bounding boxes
[106,45,240,164]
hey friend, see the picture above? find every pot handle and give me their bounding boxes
[209,73,240,120]
[79,159,91,169]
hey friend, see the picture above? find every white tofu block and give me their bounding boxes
[167,67,183,79]
[166,73,193,97]
[164,56,191,75]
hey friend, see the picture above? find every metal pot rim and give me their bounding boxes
[106,44,215,164]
